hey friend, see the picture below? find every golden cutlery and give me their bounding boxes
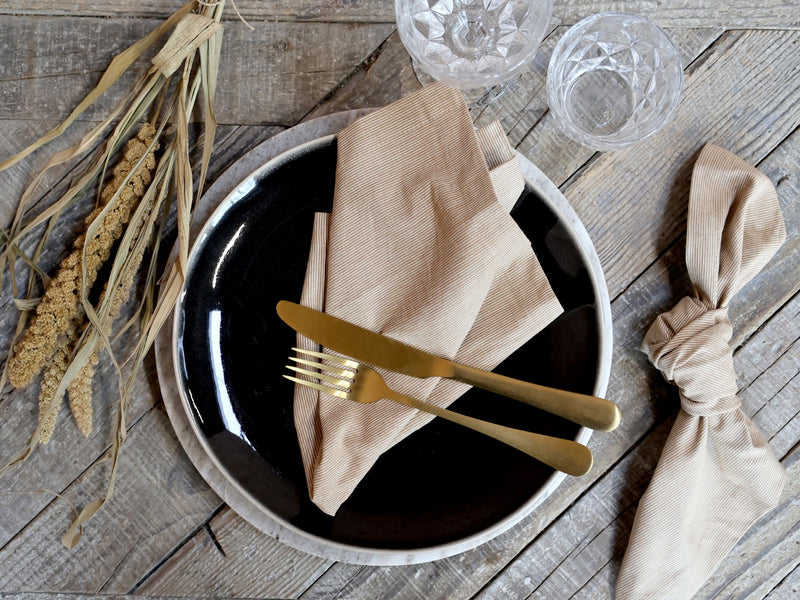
[284,348,594,476]
[277,300,620,432]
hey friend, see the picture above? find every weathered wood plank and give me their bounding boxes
[0,0,395,23]
[0,592,148,600]
[0,406,220,593]
[3,0,800,28]
[466,127,800,600]
[0,16,394,126]
[0,18,158,124]
[475,27,724,151]
[306,31,420,119]
[765,563,800,599]
[131,507,333,597]
[0,120,104,225]
[548,29,800,301]
[495,289,800,599]
[0,124,279,552]
[290,86,800,600]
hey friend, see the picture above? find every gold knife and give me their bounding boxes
[276,301,620,431]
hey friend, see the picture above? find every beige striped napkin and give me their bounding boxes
[616,145,787,600]
[292,83,564,515]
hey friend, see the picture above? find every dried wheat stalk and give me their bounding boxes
[0,0,226,547]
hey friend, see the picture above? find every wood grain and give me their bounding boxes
[552,29,800,301]
[0,123,279,558]
[1,1,798,598]
[132,508,334,597]
[124,110,800,600]
[0,16,394,126]
[474,288,800,599]
[3,0,800,28]
[268,59,800,600]
[0,406,220,593]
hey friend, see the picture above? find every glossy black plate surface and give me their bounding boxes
[175,137,600,549]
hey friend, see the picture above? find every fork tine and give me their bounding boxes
[285,364,353,388]
[289,356,355,378]
[283,374,349,400]
[292,347,359,370]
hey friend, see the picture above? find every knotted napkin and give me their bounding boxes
[616,145,787,600]
[293,83,564,515]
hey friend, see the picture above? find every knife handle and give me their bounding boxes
[448,363,621,431]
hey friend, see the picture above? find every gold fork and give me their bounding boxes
[284,348,593,476]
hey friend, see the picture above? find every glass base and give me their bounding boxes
[410,59,512,108]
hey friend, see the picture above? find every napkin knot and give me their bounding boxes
[642,296,740,417]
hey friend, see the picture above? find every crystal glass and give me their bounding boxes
[395,0,553,101]
[546,12,683,151]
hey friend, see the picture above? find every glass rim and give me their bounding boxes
[545,11,684,151]
[394,0,555,89]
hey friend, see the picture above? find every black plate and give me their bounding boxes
[175,137,600,550]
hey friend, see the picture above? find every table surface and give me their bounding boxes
[0,2,798,599]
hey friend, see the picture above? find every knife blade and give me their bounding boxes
[276,300,620,431]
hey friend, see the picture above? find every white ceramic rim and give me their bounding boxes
[156,110,613,565]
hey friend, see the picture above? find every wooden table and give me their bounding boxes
[1,2,798,598]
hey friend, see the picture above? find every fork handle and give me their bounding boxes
[384,390,593,476]
[448,363,621,432]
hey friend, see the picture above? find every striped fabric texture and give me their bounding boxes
[616,145,787,599]
[293,83,563,515]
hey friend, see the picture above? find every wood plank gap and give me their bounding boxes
[512,109,552,155]
[296,564,369,599]
[757,123,800,170]
[0,10,397,25]
[0,397,168,556]
[568,541,632,600]
[0,70,108,84]
[522,507,628,600]
[298,28,398,124]
[544,28,729,193]
[469,416,669,600]
[124,502,226,595]
[734,291,800,364]
[682,30,742,77]
[766,562,800,599]
[203,523,226,558]
[747,359,799,412]
[772,400,800,459]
